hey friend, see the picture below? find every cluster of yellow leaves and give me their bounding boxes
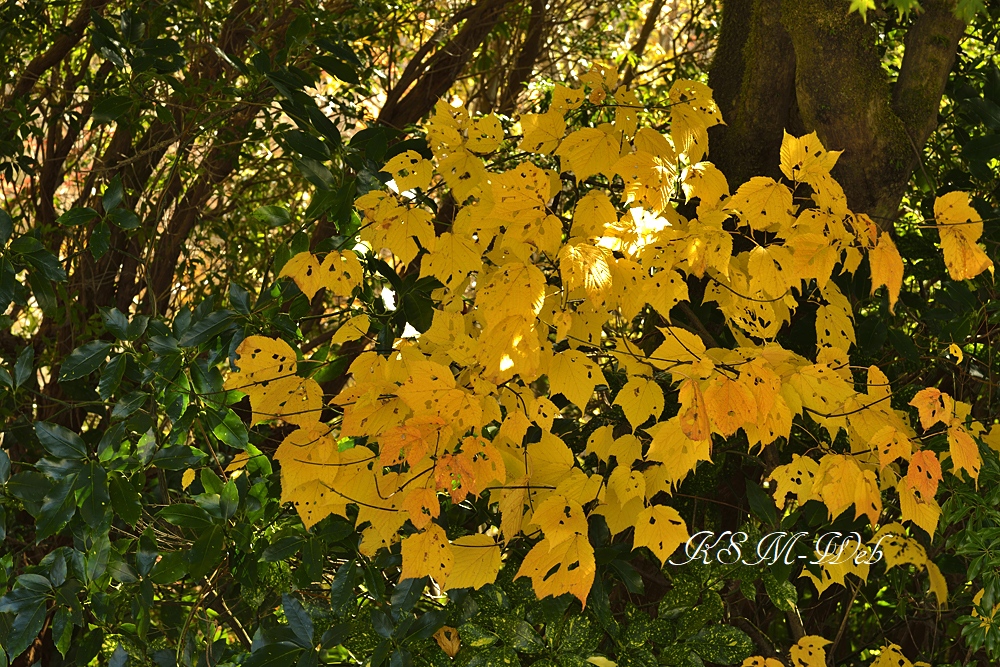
[238,67,995,609]
[743,637,930,667]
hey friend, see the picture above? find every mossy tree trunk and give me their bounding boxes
[708,0,965,227]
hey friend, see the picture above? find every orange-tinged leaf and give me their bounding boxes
[909,388,953,429]
[613,377,664,430]
[906,450,942,498]
[444,534,502,590]
[400,524,453,584]
[434,627,461,658]
[869,233,904,312]
[632,505,689,565]
[678,379,711,441]
[789,635,831,667]
[703,375,756,437]
[897,482,941,536]
[516,533,595,605]
[401,487,440,530]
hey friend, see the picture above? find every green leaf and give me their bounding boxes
[157,504,215,530]
[79,461,110,527]
[294,157,337,190]
[746,480,777,526]
[961,134,1000,162]
[137,528,158,575]
[283,593,315,647]
[220,478,239,519]
[254,205,291,227]
[0,208,12,245]
[690,625,754,665]
[0,366,12,389]
[329,560,357,616]
[90,220,111,259]
[110,472,142,526]
[243,644,305,667]
[59,341,113,382]
[35,421,87,459]
[188,524,225,579]
[14,345,33,388]
[92,95,132,124]
[262,536,306,562]
[86,534,111,582]
[5,600,47,660]
[177,310,236,347]
[99,354,127,400]
[56,207,98,227]
[149,550,188,584]
[103,175,125,211]
[313,55,359,84]
[101,307,130,339]
[0,448,9,483]
[208,407,248,449]
[36,475,78,541]
[107,207,140,229]
[112,390,147,420]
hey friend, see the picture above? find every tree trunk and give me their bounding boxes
[707,0,964,226]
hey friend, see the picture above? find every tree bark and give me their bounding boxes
[378,0,516,129]
[707,0,965,226]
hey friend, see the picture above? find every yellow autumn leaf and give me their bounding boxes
[632,504,688,565]
[443,534,501,590]
[727,176,794,231]
[466,114,503,153]
[548,349,602,410]
[520,111,566,154]
[779,131,842,184]
[181,468,196,490]
[613,377,665,430]
[516,533,595,606]
[948,342,963,363]
[279,252,325,300]
[868,644,913,667]
[789,635,831,667]
[330,314,371,346]
[556,127,622,182]
[529,494,588,544]
[948,424,981,483]
[400,524,454,584]
[382,150,433,192]
[934,191,994,281]
[869,233,904,312]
